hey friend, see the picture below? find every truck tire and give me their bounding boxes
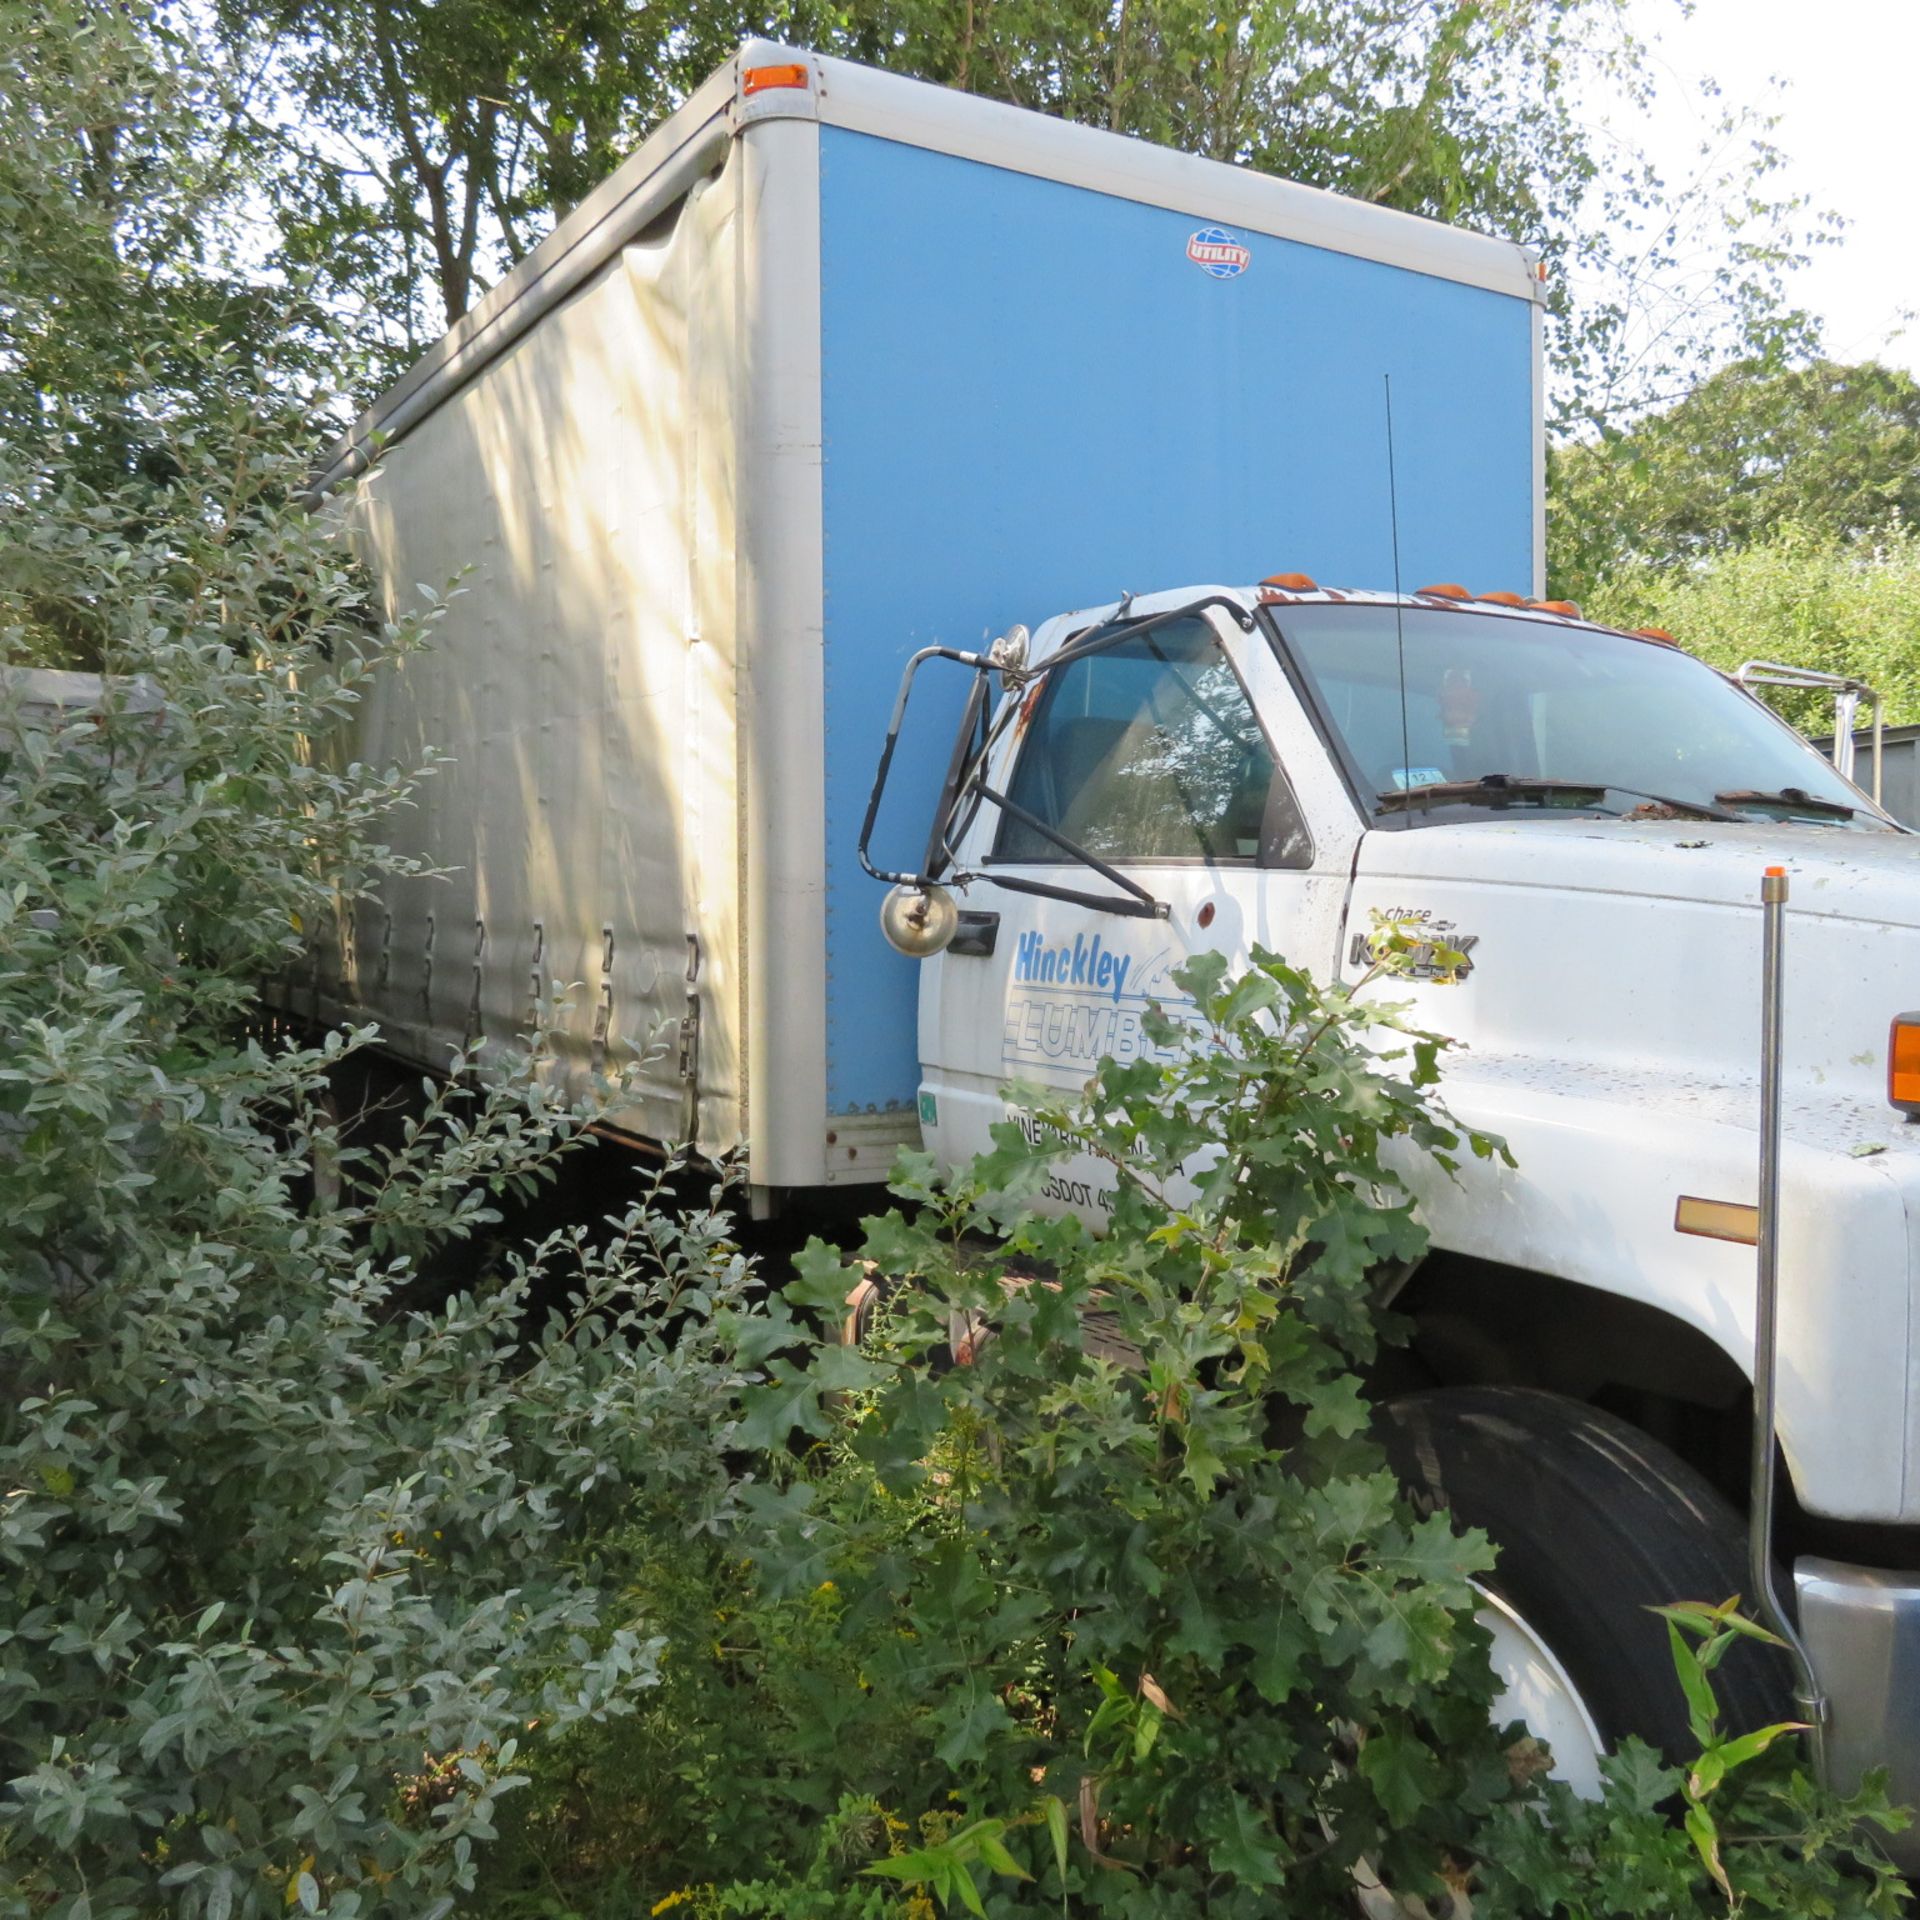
[1376,1386,1795,1775]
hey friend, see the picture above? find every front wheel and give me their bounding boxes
[1376,1386,1794,1780]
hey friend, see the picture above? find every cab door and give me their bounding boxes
[918,598,1364,1181]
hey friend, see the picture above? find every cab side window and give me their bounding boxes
[994,618,1310,866]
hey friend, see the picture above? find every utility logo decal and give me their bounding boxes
[1187,226,1250,279]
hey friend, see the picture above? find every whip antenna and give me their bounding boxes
[1384,374,1414,827]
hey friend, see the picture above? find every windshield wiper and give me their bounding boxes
[1714,786,1856,821]
[1376,774,1741,823]
[1376,773,1607,812]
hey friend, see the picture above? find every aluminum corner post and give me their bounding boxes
[736,109,831,1197]
[1528,289,1547,600]
[1791,1559,1920,1870]
[1752,865,1831,1758]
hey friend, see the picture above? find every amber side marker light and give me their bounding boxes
[1675,1196,1759,1246]
[743,62,810,93]
[1889,1013,1920,1115]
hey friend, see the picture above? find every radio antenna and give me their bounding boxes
[1384,373,1413,828]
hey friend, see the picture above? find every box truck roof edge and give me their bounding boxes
[312,41,1544,498]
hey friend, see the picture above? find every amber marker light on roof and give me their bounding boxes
[1889,1014,1920,1115]
[1632,625,1679,647]
[1416,583,1471,600]
[742,62,810,93]
[1262,571,1317,591]
[1477,590,1527,606]
[1533,599,1581,617]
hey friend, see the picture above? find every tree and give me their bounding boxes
[1582,519,1920,731]
[1551,357,1920,602]
[0,11,764,1914]
[0,1,322,494]
[227,0,705,347]
[222,0,834,361]
[224,0,1826,415]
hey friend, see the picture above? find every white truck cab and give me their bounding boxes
[875,577,1920,1847]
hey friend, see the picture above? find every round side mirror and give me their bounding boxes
[879,883,959,957]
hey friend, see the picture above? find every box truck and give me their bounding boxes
[310,43,1920,1862]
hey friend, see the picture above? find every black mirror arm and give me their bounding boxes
[964,869,1167,919]
[859,592,1250,900]
[921,674,990,879]
[858,642,996,887]
[1038,593,1255,680]
[964,783,1168,919]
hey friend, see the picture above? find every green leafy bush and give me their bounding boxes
[0,349,773,1918]
[751,944,1516,1912]
[1474,1595,1909,1916]
[1582,519,1920,731]
[485,946,1908,1917]
[1548,359,1920,603]
[2,16,776,1914]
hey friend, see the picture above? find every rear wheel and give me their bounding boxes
[1376,1385,1794,1771]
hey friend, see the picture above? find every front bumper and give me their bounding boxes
[1795,1556,1920,1870]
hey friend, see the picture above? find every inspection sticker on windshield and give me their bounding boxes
[1390,766,1446,790]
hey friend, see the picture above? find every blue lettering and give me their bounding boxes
[1009,929,1134,1005]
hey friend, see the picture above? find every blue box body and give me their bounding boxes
[816,126,1536,1117]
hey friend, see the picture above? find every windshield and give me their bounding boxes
[1270,604,1894,830]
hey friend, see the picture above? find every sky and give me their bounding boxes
[1618,0,1918,375]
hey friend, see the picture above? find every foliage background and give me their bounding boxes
[1579,520,1920,731]
[1550,358,1920,593]
[1552,357,1920,728]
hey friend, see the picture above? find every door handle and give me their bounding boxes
[949,911,1000,957]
